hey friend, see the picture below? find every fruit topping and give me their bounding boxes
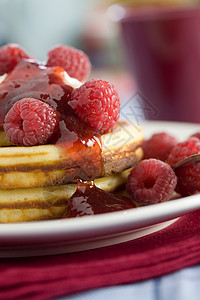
[46,45,91,81]
[142,132,177,161]
[0,60,73,127]
[167,137,200,167]
[126,158,177,205]
[0,60,103,181]
[4,98,58,146]
[168,137,200,196]
[69,79,120,133]
[0,44,32,75]
[190,132,200,140]
[66,181,136,217]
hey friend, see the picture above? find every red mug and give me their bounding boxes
[120,5,200,122]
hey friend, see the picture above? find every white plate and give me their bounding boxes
[0,121,200,258]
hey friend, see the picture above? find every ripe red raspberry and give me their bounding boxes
[126,159,177,205]
[167,137,200,196]
[142,132,177,161]
[3,98,58,146]
[69,79,120,133]
[46,45,91,81]
[0,44,32,75]
[191,132,200,140]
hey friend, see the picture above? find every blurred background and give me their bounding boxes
[0,0,200,122]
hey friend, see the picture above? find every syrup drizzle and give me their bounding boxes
[66,181,135,217]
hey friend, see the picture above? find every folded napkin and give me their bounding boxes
[1,209,200,300]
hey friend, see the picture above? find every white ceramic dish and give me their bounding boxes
[0,121,200,258]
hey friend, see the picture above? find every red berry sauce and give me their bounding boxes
[66,181,135,217]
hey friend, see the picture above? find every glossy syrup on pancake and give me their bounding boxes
[66,181,135,217]
[0,59,102,182]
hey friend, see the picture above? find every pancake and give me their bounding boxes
[0,121,143,223]
[0,168,133,223]
[0,122,143,189]
[0,55,144,223]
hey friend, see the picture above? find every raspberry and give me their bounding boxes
[142,132,177,161]
[69,79,120,133]
[3,98,58,146]
[167,137,200,196]
[0,44,32,75]
[46,45,91,81]
[126,159,177,205]
[191,132,200,140]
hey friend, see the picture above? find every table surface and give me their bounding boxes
[60,265,200,300]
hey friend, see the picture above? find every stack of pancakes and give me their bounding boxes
[0,122,143,223]
[0,60,144,222]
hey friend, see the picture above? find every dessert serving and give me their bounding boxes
[0,44,144,222]
[0,44,199,224]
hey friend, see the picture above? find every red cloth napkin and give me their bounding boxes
[1,209,200,300]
